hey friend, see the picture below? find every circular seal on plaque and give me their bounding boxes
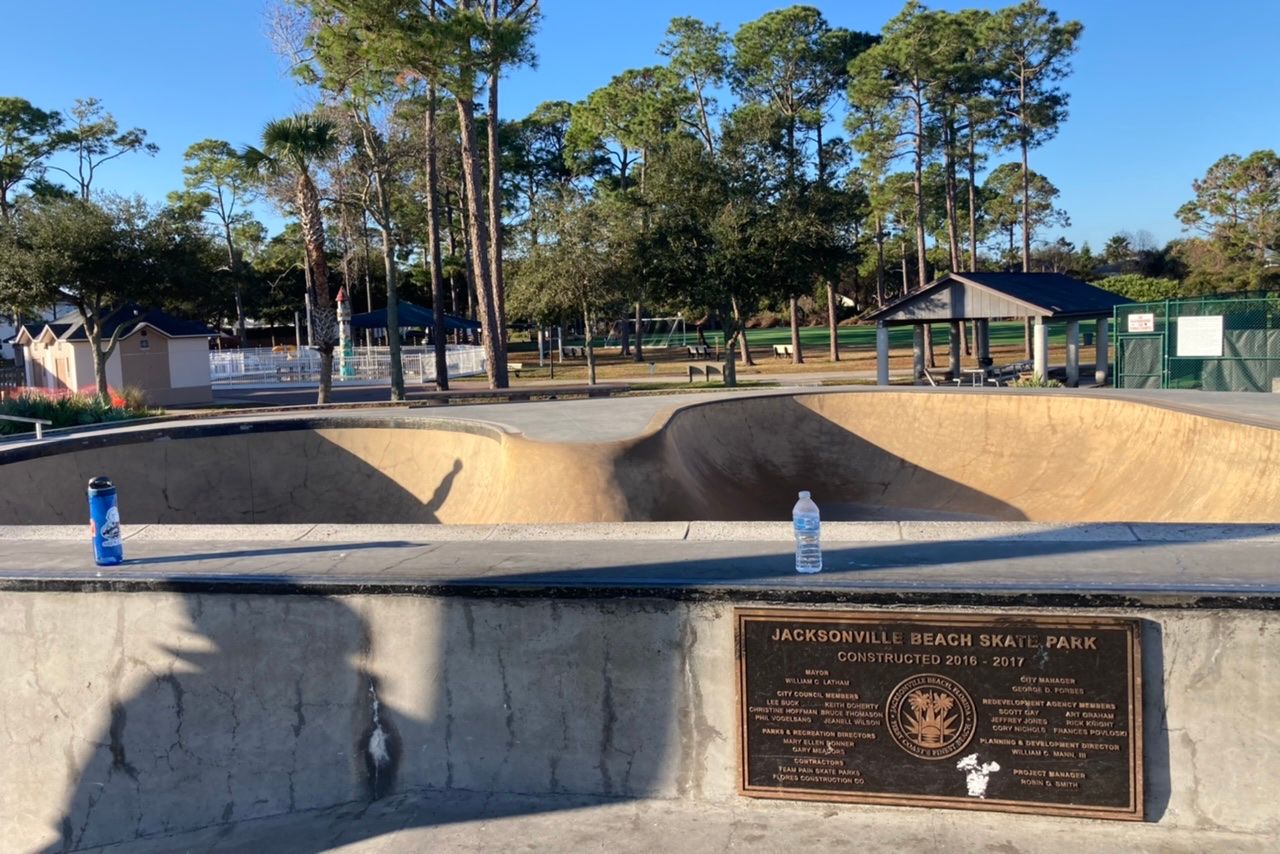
[885,673,976,760]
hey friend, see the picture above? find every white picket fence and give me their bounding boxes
[209,345,487,385]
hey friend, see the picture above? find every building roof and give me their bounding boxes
[351,301,482,332]
[867,272,1132,324]
[8,305,215,345]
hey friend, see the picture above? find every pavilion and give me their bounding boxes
[351,301,481,340]
[866,272,1132,387]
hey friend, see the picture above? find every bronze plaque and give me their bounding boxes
[737,608,1143,820]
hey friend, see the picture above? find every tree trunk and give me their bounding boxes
[633,301,644,362]
[967,127,979,272]
[732,298,754,366]
[912,88,928,289]
[222,221,246,343]
[380,226,404,400]
[721,304,738,387]
[619,317,630,356]
[296,172,335,404]
[486,35,507,360]
[361,210,374,347]
[943,121,961,272]
[454,93,506,387]
[583,302,596,385]
[874,214,886,306]
[827,283,839,362]
[900,237,909,293]
[425,84,449,390]
[1020,131,1031,272]
[789,296,803,365]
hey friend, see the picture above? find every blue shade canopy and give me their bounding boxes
[350,301,481,332]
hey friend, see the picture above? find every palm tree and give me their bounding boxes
[242,116,340,404]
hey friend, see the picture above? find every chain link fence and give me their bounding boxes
[1115,295,1280,391]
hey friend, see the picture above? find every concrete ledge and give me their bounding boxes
[7,521,1280,545]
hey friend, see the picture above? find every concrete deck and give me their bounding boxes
[1,523,1278,607]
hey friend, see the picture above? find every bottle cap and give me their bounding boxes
[798,490,810,499]
[88,476,115,495]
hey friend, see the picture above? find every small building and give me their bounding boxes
[10,305,216,405]
[0,302,77,362]
[866,272,1132,386]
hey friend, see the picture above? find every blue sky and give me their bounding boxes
[7,0,1279,251]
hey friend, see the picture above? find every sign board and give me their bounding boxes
[1176,315,1224,357]
[737,608,1143,820]
[1126,313,1155,333]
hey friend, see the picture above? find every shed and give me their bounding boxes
[10,305,216,405]
[865,272,1131,386]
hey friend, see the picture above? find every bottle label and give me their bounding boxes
[99,507,122,547]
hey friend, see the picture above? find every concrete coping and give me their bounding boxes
[4,521,1280,543]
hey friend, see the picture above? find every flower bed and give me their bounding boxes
[0,387,157,435]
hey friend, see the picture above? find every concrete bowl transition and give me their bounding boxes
[1,390,1279,525]
[1,389,1278,852]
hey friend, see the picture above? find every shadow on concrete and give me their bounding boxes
[633,394,1027,521]
[122,542,419,566]
[0,423,470,524]
[39,524,1184,852]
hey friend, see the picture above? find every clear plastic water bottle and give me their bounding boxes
[792,491,822,574]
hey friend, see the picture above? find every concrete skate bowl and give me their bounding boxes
[0,391,1277,524]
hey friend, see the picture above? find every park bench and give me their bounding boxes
[921,368,962,387]
[772,344,794,358]
[562,346,586,358]
[985,360,1034,386]
[508,362,527,378]
[687,345,711,359]
[0,414,53,440]
[687,362,723,383]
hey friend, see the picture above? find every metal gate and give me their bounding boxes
[1116,334,1164,389]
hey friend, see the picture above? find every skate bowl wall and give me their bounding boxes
[4,586,1278,851]
[0,391,1278,524]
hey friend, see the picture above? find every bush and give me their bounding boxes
[1009,376,1064,388]
[1096,274,1183,302]
[0,387,157,436]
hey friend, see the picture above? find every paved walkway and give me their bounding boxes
[81,788,1264,853]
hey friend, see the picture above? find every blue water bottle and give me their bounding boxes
[88,476,124,566]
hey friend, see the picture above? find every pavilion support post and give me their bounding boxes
[1065,319,1080,387]
[1033,318,1049,381]
[976,319,991,368]
[948,321,961,380]
[875,322,890,386]
[912,325,925,382]
[1095,317,1110,385]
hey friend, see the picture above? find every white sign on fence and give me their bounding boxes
[1176,315,1224,357]
[1127,313,1155,333]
